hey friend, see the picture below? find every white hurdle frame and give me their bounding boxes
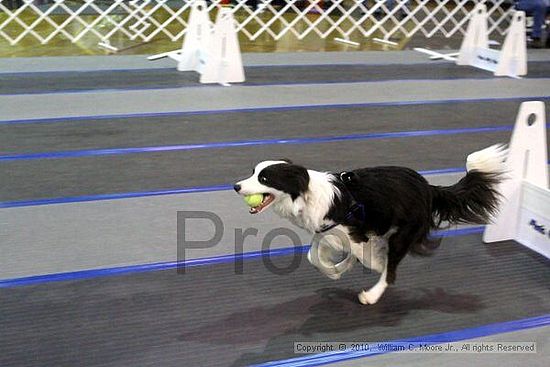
[414,3,527,78]
[484,101,549,259]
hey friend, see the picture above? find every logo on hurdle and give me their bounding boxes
[414,3,527,79]
[528,219,547,237]
[147,0,245,86]
[484,101,549,259]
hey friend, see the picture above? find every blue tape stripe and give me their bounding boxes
[4,163,550,209]
[0,245,311,288]
[432,226,484,237]
[0,184,233,208]
[1,96,549,126]
[0,61,538,76]
[0,64,433,77]
[1,60,548,76]
[254,314,550,367]
[0,125,519,162]
[419,167,466,175]
[0,67,173,76]
[0,167,467,209]
[0,226,482,288]
[3,74,550,96]
[0,63,429,77]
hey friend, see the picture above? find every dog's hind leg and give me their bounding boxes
[359,242,388,305]
[386,225,420,284]
[358,256,388,305]
[354,229,396,305]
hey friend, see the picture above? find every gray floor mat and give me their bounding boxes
[0,234,548,367]
[0,130,531,202]
[1,62,549,95]
[3,98,550,203]
[2,100,549,155]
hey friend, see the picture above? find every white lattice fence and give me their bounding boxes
[0,1,515,47]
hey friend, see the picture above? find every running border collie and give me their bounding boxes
[234,145,506,305]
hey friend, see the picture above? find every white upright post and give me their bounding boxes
[457,3,489,66]
[495,11,527,77]
[177,0,212,73]
[200,7,245,85]
[484,101,549,243]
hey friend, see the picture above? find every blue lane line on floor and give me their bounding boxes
[0,184,233,208]
[0,62,517,76]
[254,314,550,367]
[1,60,549,76]
[3,163,550,209]
[0,125,522,162]
[2,73,550,96]
[0,63,414,77]
[1,96,549,126]
[0,226,483,288]
[0,62,447,76]
[0,67,173,76]
[0,167,466,209]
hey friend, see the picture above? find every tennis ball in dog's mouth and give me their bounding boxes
[244,194,263,207]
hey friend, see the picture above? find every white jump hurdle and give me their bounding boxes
[148,1,244,86]
[484,101,549,259]
[415,4,527,79]
[200,7,245,85]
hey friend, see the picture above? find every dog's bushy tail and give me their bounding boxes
[431,144,507,226]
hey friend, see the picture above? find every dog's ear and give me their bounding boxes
[261,163,309,200]
[278,164,309,200]
[340,171,358,183]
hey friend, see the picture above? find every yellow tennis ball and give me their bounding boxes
[244,194,263,207]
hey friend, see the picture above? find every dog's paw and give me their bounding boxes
[358,289,382,305]
[325,273,341,280]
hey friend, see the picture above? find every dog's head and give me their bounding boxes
[234,160,309,214]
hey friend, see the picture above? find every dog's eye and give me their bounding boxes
[260,176,268,183]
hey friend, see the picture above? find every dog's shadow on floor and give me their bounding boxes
[298,286,484,333]
[226,286,484,366]
[178,286,484,366]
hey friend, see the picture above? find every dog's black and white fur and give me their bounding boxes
[234,145,507,305]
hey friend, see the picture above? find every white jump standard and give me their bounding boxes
[148,1,245,86]
[484,101,549,259]
[415,3,527,79]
